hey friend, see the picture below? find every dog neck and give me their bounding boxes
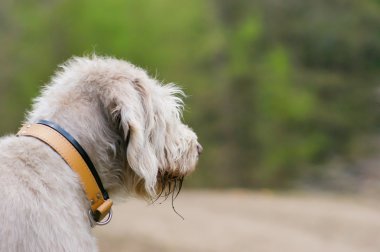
[17,120,113,226]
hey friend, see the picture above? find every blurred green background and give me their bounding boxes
[1,0,380,193]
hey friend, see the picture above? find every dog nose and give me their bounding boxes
[197,144,203,155]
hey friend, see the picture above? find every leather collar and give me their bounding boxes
[17,120,113,226]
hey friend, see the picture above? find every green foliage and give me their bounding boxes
[253,47,320,186]
[1,0,379,189]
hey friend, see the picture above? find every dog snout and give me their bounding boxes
[197,143,203,155]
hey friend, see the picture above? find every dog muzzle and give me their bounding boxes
[17,120,113,227]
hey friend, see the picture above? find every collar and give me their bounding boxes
[17,120,113,226]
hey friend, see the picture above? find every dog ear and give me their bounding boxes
[101,78,158,197]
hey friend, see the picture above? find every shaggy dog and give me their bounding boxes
[0,56,201,251]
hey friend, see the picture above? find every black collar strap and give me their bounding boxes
[17,120,113,226]
[37,120,109,200]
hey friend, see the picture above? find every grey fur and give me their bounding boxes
[0,55,200,251]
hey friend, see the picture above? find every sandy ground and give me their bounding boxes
[94,190,380,252]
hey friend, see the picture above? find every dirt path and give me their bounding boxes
[94,190,380,252]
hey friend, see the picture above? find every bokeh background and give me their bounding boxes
[1,0,380,251]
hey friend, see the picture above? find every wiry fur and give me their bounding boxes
[0,56,201,251]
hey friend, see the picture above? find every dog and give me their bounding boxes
[0,55,201,251]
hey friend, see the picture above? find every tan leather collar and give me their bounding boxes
[17,122,113,226]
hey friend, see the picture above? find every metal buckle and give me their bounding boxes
[88,209,113,228]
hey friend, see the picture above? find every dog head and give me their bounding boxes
[100,69,202,198]
[28,56,201,200]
